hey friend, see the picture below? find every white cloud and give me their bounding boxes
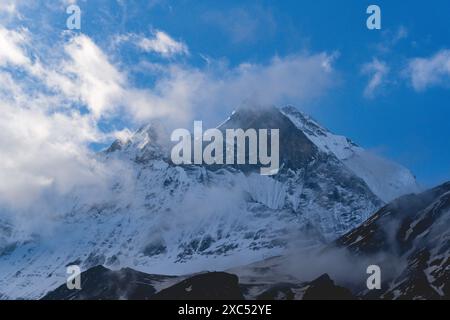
[0,0,16,14]
[0,102,102,205]
[0,0,31,22]
[0,29,127,118]
[0,28,116,216]
[361,58,389,98]
[406,49,450,91]
[138,30,189,57]
[374,26,408,54]
[0,26,30,67]
[60,35,127,118]
[392,26,408,44]
[124,53,336,127]
[114,30,189,58]
[0,74,113,217]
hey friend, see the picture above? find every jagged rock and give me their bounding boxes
[302,274,355,300]
[152,272,244,300]
[41,265,177,300]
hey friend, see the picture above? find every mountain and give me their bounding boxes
[152,272,244,300]
[37,181,450,300]
[232,181,450,300]
[0,105,419,299]
[41,265,178,300]
[337,181,450,299]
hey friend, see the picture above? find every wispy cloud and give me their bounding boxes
[59,34,127,118]
[114,30,189,58]
[138,30,189,57]
[361,58,389,98]
[0,0,17,15]
[203,5,276,43]
[374,26,408,54]
[0,26,30,67]
[406,49,450,91]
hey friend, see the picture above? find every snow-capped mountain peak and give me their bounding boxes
[281,106,420,202]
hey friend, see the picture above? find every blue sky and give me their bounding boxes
[1,0,450,190]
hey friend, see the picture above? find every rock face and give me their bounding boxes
[301,274,355,300]
[251,274,355,300]
[0,106,419,299]
[41,266,243,300]
[42,265,177,300]
[153,272,244,300]
[337,182,450,300]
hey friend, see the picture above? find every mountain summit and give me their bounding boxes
[280,106,420,202]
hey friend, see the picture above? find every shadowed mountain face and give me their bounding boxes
[41,266,244,300]
[218,106,319,170]
[301,274,355,300]
[42,265,177,300]
[337,182,450,254]
[152,272,244,300]
[252,273,355,300]
[337,182,450,299]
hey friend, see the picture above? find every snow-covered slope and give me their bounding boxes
[337,181,450,299]
[281,106,420,202]
[227,182,450,300]
[0,106,418,299]
[32,182,450,301]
